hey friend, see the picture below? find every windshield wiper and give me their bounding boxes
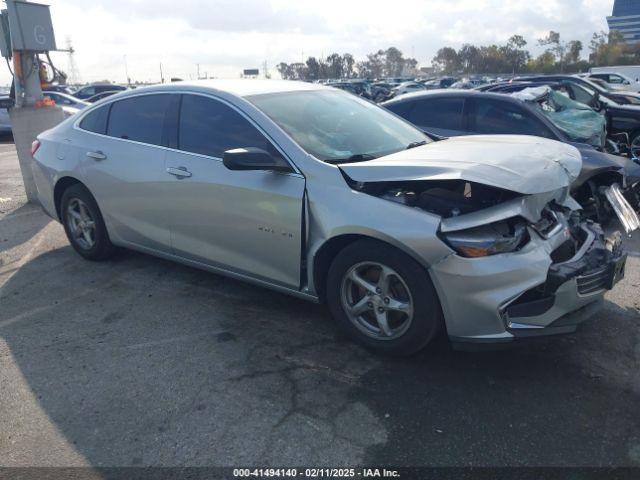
[406,140,428,150]
[326,153,377,164]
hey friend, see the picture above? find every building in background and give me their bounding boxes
[607,0,640,43]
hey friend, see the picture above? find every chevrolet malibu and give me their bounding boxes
[31,80,627,355]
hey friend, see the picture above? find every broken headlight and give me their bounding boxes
[441,220,529,258]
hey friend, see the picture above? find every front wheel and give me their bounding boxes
[326,239,443,356]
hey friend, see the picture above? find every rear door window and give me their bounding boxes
[567,83,595,105]
[408,97,465,131]
[178,94,282,159]
[385,101,414,118]
[80,87,95,97]
[106,94,174,146]
[609,74,624,84]
[469,98,553,137]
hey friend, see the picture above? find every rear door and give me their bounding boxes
[74,93,177,252]
[163,94,305,288]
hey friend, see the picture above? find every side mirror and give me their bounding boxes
[0,97,15,109]
[223,147,293,173]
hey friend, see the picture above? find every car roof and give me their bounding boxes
[516,74,581,81]
[383,88,523,105]
[110,79,330,99]
[482,81,563,91]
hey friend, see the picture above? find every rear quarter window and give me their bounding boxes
[79,104,110,135]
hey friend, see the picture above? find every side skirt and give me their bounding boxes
[114,239,321,304]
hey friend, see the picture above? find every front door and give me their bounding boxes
[164,94,305,288]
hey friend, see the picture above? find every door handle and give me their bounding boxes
[86,150,107,161]
[166,166,192,178]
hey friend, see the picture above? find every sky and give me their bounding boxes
[0,0,615,85]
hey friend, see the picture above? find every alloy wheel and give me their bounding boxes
[340,261,414,340]
[66,198,96,250]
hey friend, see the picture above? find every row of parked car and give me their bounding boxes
[330,71,640,104]
[377,74,640,231]
[30,77,635,354]
[0,83,128,134]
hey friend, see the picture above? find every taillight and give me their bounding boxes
[31,140,41,156]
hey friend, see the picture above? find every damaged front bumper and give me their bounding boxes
[605,183,640,233]
[430,219,626,345]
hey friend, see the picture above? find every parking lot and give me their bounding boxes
[0,139,639,467]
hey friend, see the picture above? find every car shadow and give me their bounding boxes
[0,203,51,254]
[0,245,639,467]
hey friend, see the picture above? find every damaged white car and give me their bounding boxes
[31,81,627,355]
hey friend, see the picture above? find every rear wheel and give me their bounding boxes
[60,183,115,261]
[326,239,442,356]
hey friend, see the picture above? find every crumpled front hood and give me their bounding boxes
[339,135,582,195]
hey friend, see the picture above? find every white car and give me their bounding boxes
[588,72,640,93]
[392,82,426,96]
[0,96,11,134]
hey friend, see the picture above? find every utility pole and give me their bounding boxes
[1,0,64,203]
[159,62,164,83]
[65,36,80,85]
[124,55,130,85]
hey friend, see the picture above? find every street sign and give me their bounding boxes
[243,69,259,76]
[6,0,56,52]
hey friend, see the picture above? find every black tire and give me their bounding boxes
[326,239,443,356]
[60,183,115,261]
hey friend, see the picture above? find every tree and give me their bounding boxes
[343,53,355,78]
[276,62,292,80]
[503,35,530,73]
[432,47,460,74]
[538,31,567,71]
[305,57,321,80]
[383,47,405,76]
[564,40,583,65]
[325,53,344,78]
[589,30,632,66]
[458,44,481,73]
[528,51,557,74]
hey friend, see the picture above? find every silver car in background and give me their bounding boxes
[31,80,627,355]
[0,95,12,134]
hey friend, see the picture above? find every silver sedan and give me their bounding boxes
[30,80,627,355]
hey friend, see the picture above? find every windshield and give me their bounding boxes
[247,89,429,163]
[578,78,621,106]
